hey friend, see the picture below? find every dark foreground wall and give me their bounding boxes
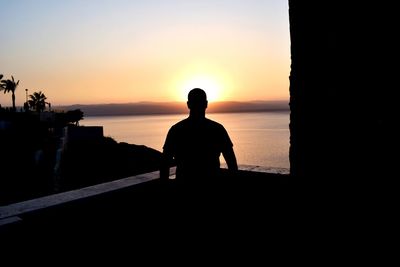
[289,1,396,184]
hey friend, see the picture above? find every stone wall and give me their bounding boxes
[288,1,396,184]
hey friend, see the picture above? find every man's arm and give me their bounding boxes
[222,146,238,171]
[160,152,173,181]
[160,127,175,181]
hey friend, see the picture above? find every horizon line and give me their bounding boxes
[54,99,289,107]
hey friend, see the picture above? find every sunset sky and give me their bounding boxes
[1,0,290,106]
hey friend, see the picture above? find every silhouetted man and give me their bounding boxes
[160,88,238,183]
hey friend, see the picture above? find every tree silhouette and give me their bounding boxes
[65,109,84,125]
[28,91,47,113]
[55,109,84,127]
[0,75,19,111]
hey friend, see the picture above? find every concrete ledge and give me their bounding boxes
[0,165,288,227]
[237,164,290,175]
[0,216,22,226]
[219,163,289,175]
[0,168,175,224]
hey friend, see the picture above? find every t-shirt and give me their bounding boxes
[163,117,233,180]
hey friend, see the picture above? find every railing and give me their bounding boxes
[0,165,289,228]
[0,168,174,227]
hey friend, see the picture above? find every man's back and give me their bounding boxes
[163,117,233,180]
[160,88,238,183]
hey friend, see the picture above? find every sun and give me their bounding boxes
[180,76,222,102]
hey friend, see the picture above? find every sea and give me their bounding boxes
[81,111,290,169]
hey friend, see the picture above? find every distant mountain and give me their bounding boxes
[56,100,289,117]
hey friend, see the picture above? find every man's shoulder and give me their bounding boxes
[169,118,190,130]
[173,118,189,126]
[205,118,225,129]
[170,117,225,130]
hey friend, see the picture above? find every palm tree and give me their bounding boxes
[28,91,47,113]
[0,75,19,111]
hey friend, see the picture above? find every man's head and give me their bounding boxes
[187,88,208,112]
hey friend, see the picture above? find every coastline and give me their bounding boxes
[56,100,289,117]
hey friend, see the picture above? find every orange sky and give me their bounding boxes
[1,0,290,106]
